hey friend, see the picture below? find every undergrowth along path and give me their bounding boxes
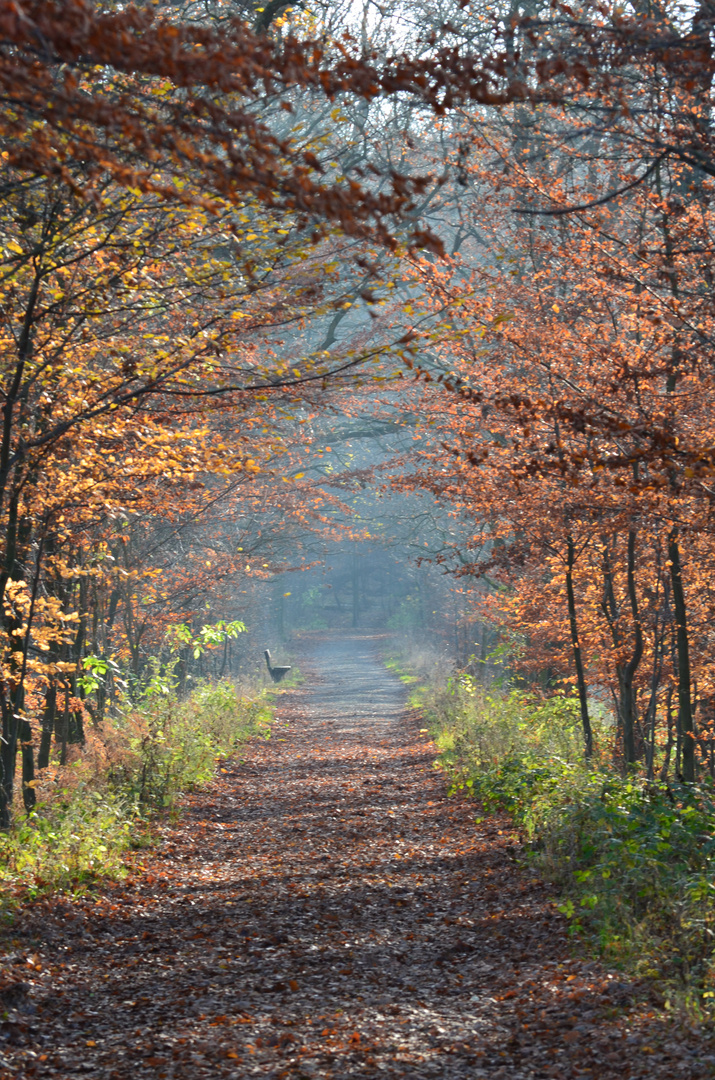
[2,633,713,1079]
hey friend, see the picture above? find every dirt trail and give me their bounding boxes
[2,633,713,1079]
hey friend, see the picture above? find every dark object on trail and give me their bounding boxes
[265,650,291,683]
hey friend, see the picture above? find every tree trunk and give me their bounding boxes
[645,642,664,780]
[56,684,70,766]
[566,534,593,758]
[668,529,696,781]
[20,715,35,813]
[660,684,675,782]
[0,693,18,828]
[620,529,643,766]
[38,684,57,769]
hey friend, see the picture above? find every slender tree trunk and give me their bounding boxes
[0,273,40,513]
[660,684,676,782]
[620,529,643,765]
[67,675,85,746]
[668,528,696,781]
[69,588,86,745]
[645,635,664,780]
[655,169,695,779]
[0,516,44,824]
[0,693,17,828]
[601,537,627,765]
[57,684,70,766]
[0,273,42,825]
[20,715,35,813]
[0,678,27,825]
[38,684,57,769]
[566,534,593,758]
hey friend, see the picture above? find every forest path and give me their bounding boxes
[3,633,711,1079]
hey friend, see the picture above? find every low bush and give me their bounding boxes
[0,675,277,899]
[421,672,715,1014]
[113,673,274,808]
[0,787,136,899]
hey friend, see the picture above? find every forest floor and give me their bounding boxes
[2,632,714,1079]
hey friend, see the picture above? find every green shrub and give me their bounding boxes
[0,787,137,898]
[423,672,715,1013]
[118,677,273,807]
[0,676,275,898]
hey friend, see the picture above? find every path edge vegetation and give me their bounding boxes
[0,662,299,908]
[384,647,715,1021]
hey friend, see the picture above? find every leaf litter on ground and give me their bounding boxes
[1,633,714,1079]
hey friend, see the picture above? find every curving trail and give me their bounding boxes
[1,633,712,1079]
